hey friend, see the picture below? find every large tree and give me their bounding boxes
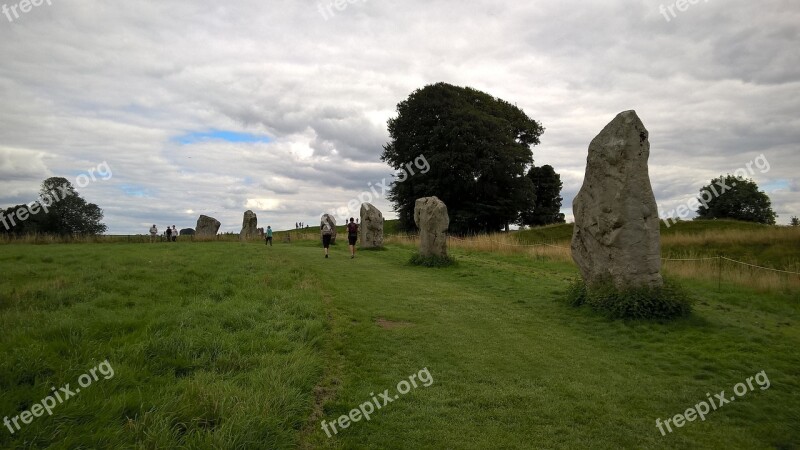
[381,82,544,234]
[1,177,107,236]
[695,175,776,225]
[520,164,565,227]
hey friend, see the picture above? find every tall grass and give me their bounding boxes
[661,253,800,293]
[662,226,800,247]
[387,233,572,262]
[387,227,800,293]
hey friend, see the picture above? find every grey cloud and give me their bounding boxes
[0,0,798,232]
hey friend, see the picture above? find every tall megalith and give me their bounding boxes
[414,196,449,258]
[571,110,662,289]
[240,210,258,240]
[359,203,384,249]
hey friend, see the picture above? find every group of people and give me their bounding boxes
[145,220,359,258]
[148,224,178,243]
[321,217,359,259]
[295,222,308,229]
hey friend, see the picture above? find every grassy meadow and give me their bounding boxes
[0,221,798,449]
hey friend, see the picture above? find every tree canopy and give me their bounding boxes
[381,82,545,234]
[695,175,776,225]
[1,177,107,236]
[520,164,565,227]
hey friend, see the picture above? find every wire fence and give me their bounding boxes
[391,234,800,290]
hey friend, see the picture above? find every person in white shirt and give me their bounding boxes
[149,224,158,243]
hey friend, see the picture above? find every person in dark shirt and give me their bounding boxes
[346,217,358,259]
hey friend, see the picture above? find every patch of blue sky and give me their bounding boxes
[121,185,150,197]
[762,180,790,192]
[174,130,272,145]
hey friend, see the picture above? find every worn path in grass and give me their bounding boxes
[293,240,799,449]
[0,240,798,449]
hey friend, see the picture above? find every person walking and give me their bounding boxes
[265,226,273,246]
[346,217,358,259]
[166,225,172,242]
[321,220,333,258]
[149,224,158,243]
[172,225,178,242]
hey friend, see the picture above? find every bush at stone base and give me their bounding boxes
[409,253,456,268]
[566,278,692,320]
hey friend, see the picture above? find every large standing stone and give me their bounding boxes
[240,210,258,240]
[195,215,221,238]
[320,213,337,245]
[359,203,384,248]
[571,110,662,289]
[414,196,449,258]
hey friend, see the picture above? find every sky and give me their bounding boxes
[0,0,798,234]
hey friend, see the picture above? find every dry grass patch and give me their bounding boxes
[375,317,413,329]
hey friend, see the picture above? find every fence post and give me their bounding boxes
[717,255,722,292]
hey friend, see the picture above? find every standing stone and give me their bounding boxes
[414,196,449,258]
[195,215,221,238]
[320,213,337,245]
[240,210,258,240]
[359,203,384,249]
[179,228,195,236]
[571,110,662,289]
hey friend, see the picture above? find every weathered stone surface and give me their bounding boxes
[179,228,195,236]
[571,110,662,289]
[320,213,337,245]
[414,196,449,257]
[195,215,221,237]
[359,203,384,248]
[240,210,258,240]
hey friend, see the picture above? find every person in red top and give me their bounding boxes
[346,217,358,259]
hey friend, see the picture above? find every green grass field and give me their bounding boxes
[1,233,798,449]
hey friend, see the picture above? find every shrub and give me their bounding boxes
[409,253,456,267]
[566,279,587,307]
[565,278,692,320]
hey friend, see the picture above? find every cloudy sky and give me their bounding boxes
[0,0,798,234]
